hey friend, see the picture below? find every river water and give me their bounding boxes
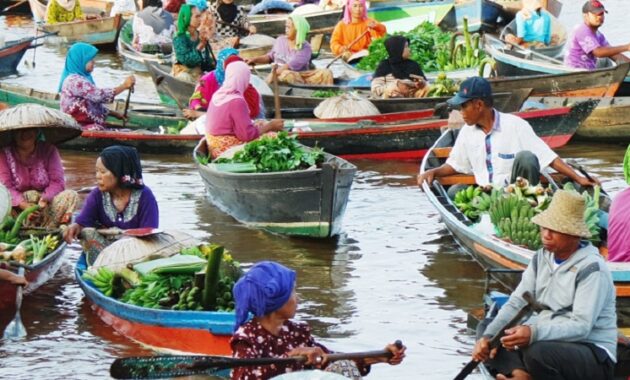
[1,2,630,379]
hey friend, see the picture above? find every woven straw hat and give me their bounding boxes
[0,103,82,148]
[531,190,591,238]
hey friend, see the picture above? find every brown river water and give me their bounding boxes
[1,2,630,379]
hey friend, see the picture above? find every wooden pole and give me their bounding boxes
[272,64,281,119]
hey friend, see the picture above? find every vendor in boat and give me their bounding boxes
[63,146,159,248]
[472,190,616,380]
[607,144,630,262]
[59,43,136,131]
[0,268,27,285]
[564,0,630,70]
[0,126,79,229]
[244,15,333,85]
[172,0,215,82]
[46,0,84,25]
[187,48,262,120]
[205,61,283,158]
[330,0,386,61]
[371,35,428,99]
[131,0,175,53]
[231,261,406,380]
[210,0,256,41]
[416,77,598,195]
[504,0,552,48]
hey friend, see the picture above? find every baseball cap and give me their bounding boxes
[582,0,607,14]
[446,77,493,106]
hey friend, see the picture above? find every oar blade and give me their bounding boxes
[2,313,26,340]
[110,356,224,379]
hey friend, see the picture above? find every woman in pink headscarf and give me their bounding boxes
[205,61,283,158]
[330,0,386,61]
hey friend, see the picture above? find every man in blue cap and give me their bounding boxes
[417,76,596,192]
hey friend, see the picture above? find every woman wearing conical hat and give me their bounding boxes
[607,145,630,262]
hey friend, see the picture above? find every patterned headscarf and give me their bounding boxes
[233,261,296,330]
[289,14,310,50]
[99,145,145,189]
[343,0,367,24]
[624,144,630,185]
[215,47,239,85]
[58,42,98,92]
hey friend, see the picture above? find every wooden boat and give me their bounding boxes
[484,34,630,96]
[0,37,34,77]
[117,38,172,72]
[420,128,630,328]
[249,8,342,37]
[145,62,530,115]
[29,0,114,22]
[194,140,356,238]
[0,241,67,310]
[38,13,123,49]
[0,82,184,131]
[498,11,567,59]
[60,129,199,154]
[75,252,235,355]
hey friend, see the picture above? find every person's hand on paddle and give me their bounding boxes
[500,325,531,351]
[472,336,497,362]
[287,346,327,367]
[258,119,284,134]
[367,19,377,29]
[123,75,135,90]
[63,223,82,244]
[363,342,407,365]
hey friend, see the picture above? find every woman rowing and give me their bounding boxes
[205,61,283,158]
[231,261,406,379]
[245,15,333,85]
[172,0,215,82]
[330,0,386,62]
[59,43,136,131]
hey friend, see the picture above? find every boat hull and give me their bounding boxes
[0,38,31,77]
[60,130,199,154]
[75,253,234,355]
[249,9,342,37]
[40,14,123,49]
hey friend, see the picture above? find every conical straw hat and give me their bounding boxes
[531,189,591,238]
[0,103,82,147]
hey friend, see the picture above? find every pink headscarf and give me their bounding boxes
[211,61,251,107]
[343,0,367,24]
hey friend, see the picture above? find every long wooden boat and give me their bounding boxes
[29,0,114,21]
[0,241,67,310]
[39,13,123,49]
[484,34,630,96]
[248,8,342,37]
[60,129,199,154]
[145,62,530,115]
[0,82,184,131]
[117,38,172,73]
[0,0,31,14]
[0,37,34,77]
[194,140,356,238]
[420,129,630,327]
[75,252,235,354]
[366,1,454,33]
[498,11,566,59]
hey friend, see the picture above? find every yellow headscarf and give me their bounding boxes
[289,14,310,50]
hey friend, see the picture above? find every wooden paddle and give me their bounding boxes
[110,340,403,379]
[2,267,27,340]
[0,0,27,13]
[122,84,134,128]
[325,28,370,69]
[453,291,542,380]
[272,63,281,119]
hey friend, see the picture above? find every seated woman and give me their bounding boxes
[231,261,406,380]
[172,1,215,82]
[0,128,78,228]
[131,0,175,53]
[245,15,333,85]
[59,43,136,131]
[504,0,552,48]
[330,0,386,62]
[63,146,159,258]
[187,47,262,120]
[205,61,283,158]
[46,0,83,25]
[371,35,429,99]
[608,144,630,262]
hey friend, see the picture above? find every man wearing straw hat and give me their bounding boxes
[472,190,617,380]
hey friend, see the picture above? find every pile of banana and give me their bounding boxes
[82,267,116,296]
[453,185,494,221]
[489,196,542,250]
[505,177,553,212]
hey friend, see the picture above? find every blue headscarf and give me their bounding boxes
[186,0,207,11]
[58,42,98,92]
[215,47,238,85]
[232,261,296,331]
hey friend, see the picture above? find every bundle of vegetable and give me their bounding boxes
[563,182,602,244]
[201,245,242,312]
[120,273,201,310]
[453,185,495,221]
[427,72,460,97]
[312,90,342,98]
[0,234,60,264]
[0,205,40,245]
[83,267,117,296]
[214,132,324,173]
[491,196,542,250]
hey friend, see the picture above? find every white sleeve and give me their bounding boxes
[516,118,558,169]
[445,127,473,174]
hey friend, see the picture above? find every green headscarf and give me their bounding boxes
[289,14,310,50]
[624,144,630,185]
[177,4,192,37]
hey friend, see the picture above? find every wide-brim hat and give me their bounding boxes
[0,103,82,148]
[531,189,592,238]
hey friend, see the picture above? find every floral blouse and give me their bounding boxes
[46,0,83,24]
[60,74,116,127]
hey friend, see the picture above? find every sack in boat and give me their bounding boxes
[314,92,380,119]
[91,230,199,271]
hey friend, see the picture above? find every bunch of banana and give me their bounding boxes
[497,214,541,250]
[171,285,203,311]
[83,267,116,296]
[454,185,494,221]
[505,177,553,212]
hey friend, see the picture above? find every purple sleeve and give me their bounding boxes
[75,188,101,227]
[576,26,608,54]
[137,187,159,228]
[230,99,260,141]
[0,150,22,207]
[266,41,277,62]
[41,145,65,202]
[287,43,312,71]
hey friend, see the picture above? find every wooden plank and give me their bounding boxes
[432,147,452,158]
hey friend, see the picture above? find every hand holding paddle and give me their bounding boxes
[122,83,134,128]
[326,29,370,68]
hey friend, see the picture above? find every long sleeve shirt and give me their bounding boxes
[46,0,83,24]
[60,74,116,127]
[267,36,311,72]
[0,143,65,207]
[205,98,260,142]
[173,34,214,71]
[330,18,386,56]
[75,187,159,229]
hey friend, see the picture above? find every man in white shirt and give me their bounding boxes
[417,76,596,192]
